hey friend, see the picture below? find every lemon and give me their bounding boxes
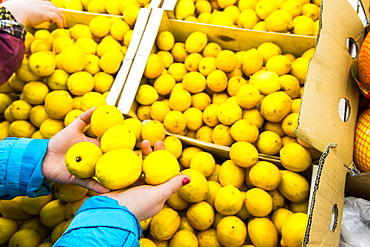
[28,52,55,77]
[60,44,87,74]
[150,101,171,122]
[19,216,50,240]
[8,229,42,247]
[260,91,292,122]
[227,76,247,97]
[301,3,320,21]
[20,194,52,216]
[22,81,49,105]
[96,36,121,57]
[119,0,139,13]
[291,56,310,84]
[171,42,189,63]
[189,151,215,177]
[237,9,258,29]
[15,59,41,82]
[280,213,308,247]
[164,110,187,134]
[212,124,234,146]
[242,108,264,129]
[135,84,159,106]
[167,63,187,82]
[144,54,165,79]
[192,92,211,111]
[195,0,212,15]
[217,100,243,126]
[185,201,214,231]
[75,37,97,55]
[30,39,52,53]
[101,124,136,152]
[157,51,174,68]
[198,12,212,23]
[100,49,124,74]
[179,146,202,168]
[279,170,309,203]
[65,0,83,10]
[66,71,94,96]
[0,121,10,140]
[150,207,180,241]
[241,48,263,76]
[181,72,206,94]
[257,42,282,65]
[210,11,234,27]
[198,56,217,76]
[183,107,203,131]
[92,72,112,93]
[70,24,93,40]
[248,217,279,247]
[223,5,240,25]
[255,0,278,20]
[123,118,143,145]
[39,199,66,228]
[85,54,101,75]
[179,216,196,234]
[265,9,293,33]
[290,200,309,213]
[169,230,198,246]
[214,185,243,216]
[175,0,195,20]
[218,159,245,188]
[202,42,222,57]
[206,69,228,93]
[110,18,131,41]
[65,141,103,178]
[281,112,298,137]
[249,161,282,191]
[141,120,166,146]
[39,118,64,138]
[185,31,208,53]
[8,120,36,138]
[212,92,229,104]
[279,74,301,99]
[89,16,111,38]
[238,0,257,11]
[217,216,247,247]
[52,36,74,54]
[178,168,209,203]
[6,75,25,93]
[153,74,175,96]
[0,217,18,245]
[53,183,88,202]
[156,31,175,51]
[45,69,69,91]
[142,149,180,185]
[245,187,273,217]
[90,104,124,138]
[291,15,315,36]
[95,148,142,190]
[255,130,282,155]
[123,4,140,27]
[136,105,151,121]
[195,125,212,142]
[9,99,32,120]
[230,119,259,143]
[279,142,312,172]
[214,50,237,73]
[235,83,260,110]
[271,207,294,234]
[229,141,259,168]
[280,0,302,18]
[80,92,107,112]
[205,180,222,207]
[263,120,285,137]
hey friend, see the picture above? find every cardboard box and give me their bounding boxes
[114,0,368,244]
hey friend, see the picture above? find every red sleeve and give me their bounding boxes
[0,31,25,85]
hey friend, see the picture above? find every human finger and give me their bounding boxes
[67,108,96,132]
[141,140,153,159]
[153,141,165,151]
[154,174,191,201]
[74,177,111,194]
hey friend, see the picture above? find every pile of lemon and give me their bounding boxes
[135,30,321,164]
[174,0,320,36]
[0,15,136,140]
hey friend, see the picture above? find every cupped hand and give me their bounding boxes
[42,108,110,194]
[2,0,66,28]
[100,174,191,221]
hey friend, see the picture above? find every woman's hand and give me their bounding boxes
[2,0,66,28]
[42,108,110,193]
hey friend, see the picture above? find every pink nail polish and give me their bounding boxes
[182,177,190,186]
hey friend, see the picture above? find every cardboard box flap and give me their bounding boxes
[305,143,346,246]
[295,0,364,167]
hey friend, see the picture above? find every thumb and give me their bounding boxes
[69,107,96,131]
[155,174,191,200]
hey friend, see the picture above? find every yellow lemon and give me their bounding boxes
[279,170,309,203]
[179,146,202,168]
[84,54,100,75]
[150,208,180,241]
[53,183,88,202]
[263,120,285,137]
[163,110,187,134]
[143,149,180,185]
[245,187,273,217]
[271,207,294,234]
[123,4,140,27]
[280,0,302,18]
[241,48,263,76]
[63,109,84,127]
[256,41,282,65]
[291,15,315,36]
[235,84,260,110]
[279,74,301,99]
[183,107,203,131]
[250,70,281,94]
[229,141,259,168]
[144,54,165,79]
[96,36,121,57]
[178,168,209,203]
[237,9,258,29]
[206,69,228,93]
[253,20,268,31]
[65,141,103,178]
[135,84,159,105]
[153,73,176,95]
[185,31,208,53]
[281,112,299,137]
[100,49,124,74]
[136,105,152,121]
[265,9,293,33]
[157,50,174,68]
[214,185,243,215]
[206,180,222,207]
[75,37,97,55]
[215,50,238,73]
[20,194,53,216]
[150,101,171,122]
[39,199,66,228]
[217,100,242,126]
[255,130,282,155]
[279,142,312,172]
[15,59,41,82]
[174,0,195,20]
[110,18,131,41]
[123,117,143,143]
[217,216,247,247]
[45,69,69,91]
[101,124,136,152]
[266,54,292,75]
[255,0,278,20]
[218,159,245,188]
[291,56,310,84]
[141,120,166,146]
[67,71,95,96]
[65,0,83,10]
[238,0,257,11]
[280,213,308,247]
[8,120,36,138]
[195,125,212,142]
[8,229,42,247]
[301,47,315,60]
[90,104,125,138]
[211,123,233,146]
[156,31,175,51]
[28,52,55,77]
[39,118,64,139]
[202,42,222,58]
[171,42,189,63]
[260,91,292,122]
[167,62,187,82]
[93,72,114,93]
[52,36,74,54]
[0,217,18,245]
[0,121,10,140]
[9,99,32,120]
[70,23,93,40]
[167,192,190,211]
[89,16,111,38]
[163,135,183,159]
[95,148,142,190]
[227,75,247,97]
[290,200,309,213]
[192,92,211,111]
[249,161,281,190]
[30,39,52,53]
[186,201,214,231]
[210,11,234,27]
[169,229,198,246]
[230,119,259,143]
[80,91,107,111]
[182,71,207,94]
[301,3,320,21]
[197,228,222,247]
[248,217,279,247]
[189,151,216,177]
[242,108,265,129]
[43,90,73,120]
[60,44,87,74]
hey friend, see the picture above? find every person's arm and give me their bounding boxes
[0,137,52,199]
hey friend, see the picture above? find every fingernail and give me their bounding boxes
[182,177,190,186]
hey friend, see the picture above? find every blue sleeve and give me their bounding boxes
[54,196,142,247]
[0,137,52,199]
